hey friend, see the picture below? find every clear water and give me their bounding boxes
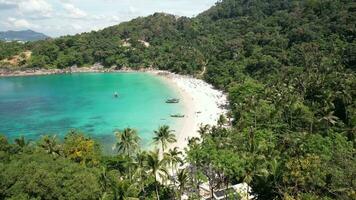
[0,73,182,152]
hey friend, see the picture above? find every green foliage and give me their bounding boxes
[114,128,140,157]
[0,131,179,200]
[0,41,25,61]
[0,0,355,199]
[0,151,102,200]
[28,55,48,69]
[153,125,176,153]
[62,130,101,166]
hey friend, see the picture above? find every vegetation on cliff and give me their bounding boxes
[0,0,355,199]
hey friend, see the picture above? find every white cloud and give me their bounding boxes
[0,0,218,37]
[60,3,119,22]
[70,23,83,30]
[108,15,120,22]
[62,3,87,19]
[3,17,39,29]
[91,15,120,22]
[128,6,138,14]
[0,0,17,10]
[17,0,53,18]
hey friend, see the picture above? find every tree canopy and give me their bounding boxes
[0,0,355,199]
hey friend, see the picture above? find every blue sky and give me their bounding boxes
[0,0,218,37]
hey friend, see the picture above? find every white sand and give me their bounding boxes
[153,71,228,151]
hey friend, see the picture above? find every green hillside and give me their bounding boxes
[0,0,355,199]
[0,30,49,42]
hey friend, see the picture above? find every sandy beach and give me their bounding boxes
[153,71,228,151]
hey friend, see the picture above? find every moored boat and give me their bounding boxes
[170,114,185,118]
[165,98,179,103]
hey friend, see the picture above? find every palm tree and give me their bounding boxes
[14,136,30,148]
[106,155,133,180]
[187,137,200,149]
[243,171,253,200]
[115,128,140,182]
[133,151,149,195]
[197,124,210,137]
[226,111,233,126]
[163,147,183,175]
[146,150,168,200]
[38,135,61,156]
[217,114,227,127]
[99,167,111,200]
[153,125,176,153]
[176,169,189,200]
[319,111,339,130]
[116,180,139,200]
[115,128,140,157]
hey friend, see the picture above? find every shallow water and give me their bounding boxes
[0,72,182,152]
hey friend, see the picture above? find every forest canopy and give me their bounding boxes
[0,0,355,199]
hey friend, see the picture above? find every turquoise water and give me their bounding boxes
[0,73,182,152]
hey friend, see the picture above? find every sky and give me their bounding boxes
[0,0,218,37]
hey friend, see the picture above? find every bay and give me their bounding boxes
[0,72,182,152]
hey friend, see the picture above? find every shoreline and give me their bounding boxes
[150,70,228,151]
[0,67,228,151]
[0,66,154,77]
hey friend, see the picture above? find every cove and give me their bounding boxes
[0,72,182,152]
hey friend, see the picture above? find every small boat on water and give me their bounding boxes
[165,98,179,103]
[114,92,119,98]
[170,114,185,118]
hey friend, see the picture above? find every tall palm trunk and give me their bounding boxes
[246,184,249,200]
[179,186,184,200]
[128,151,132,182]
[155,175,160,200]
[225,178,229,199]
[161,142,165,153]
